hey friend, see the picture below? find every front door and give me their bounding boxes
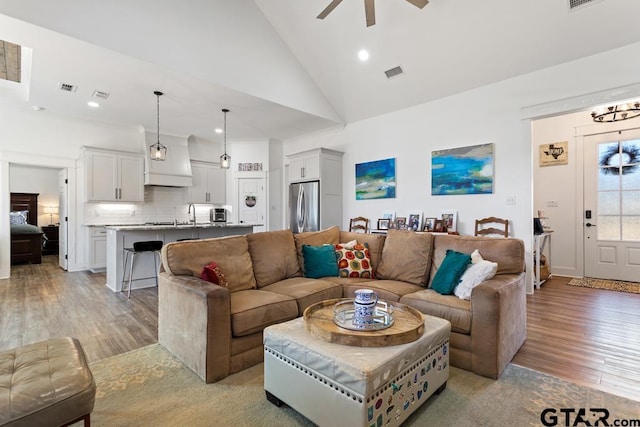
[584,129,640,281]
[237,178,265,232]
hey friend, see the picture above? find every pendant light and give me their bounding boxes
[150,90,167,161]
[220,108,231,169]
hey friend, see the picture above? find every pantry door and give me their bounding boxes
[583,129,640,281]
[237,178,265,232]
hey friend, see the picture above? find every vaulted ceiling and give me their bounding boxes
[1,0,640,142]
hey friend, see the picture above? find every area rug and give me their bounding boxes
[85,345,639,426]
[568,277,640,294]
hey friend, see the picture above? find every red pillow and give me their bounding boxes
[200,262,228,288]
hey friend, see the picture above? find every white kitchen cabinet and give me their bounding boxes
[83,147,144,202]
[189,161,226,204]
[288,152,321,182]
[287,148,343,230]
[88,227,107,272]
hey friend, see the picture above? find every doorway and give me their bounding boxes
[583,129,640,281]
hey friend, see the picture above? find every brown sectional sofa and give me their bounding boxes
[159,226,526,383]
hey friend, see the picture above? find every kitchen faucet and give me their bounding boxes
[188,203,196,225]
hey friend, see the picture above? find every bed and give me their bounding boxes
[10,192,45,265]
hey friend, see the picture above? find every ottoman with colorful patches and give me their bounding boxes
[264,314,450,427]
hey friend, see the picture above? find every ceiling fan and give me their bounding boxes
[317,0,429,27]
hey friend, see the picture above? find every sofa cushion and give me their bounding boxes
[294,226,341,273]
[400,289,472,334]
[342,279,424,303]
[338,231,386,274]
[247,229,301,288]
[230,290,298,337]
[261,277,343,315]
[302,245,339,278]
[430,235,525,284]
[335,242,374,278]
[162,235,257,292]
[376,230,434,286]
[431,250,471,295]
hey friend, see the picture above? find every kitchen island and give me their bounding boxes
[104,223,256,293]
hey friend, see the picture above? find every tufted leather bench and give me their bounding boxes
[0,337,96,427]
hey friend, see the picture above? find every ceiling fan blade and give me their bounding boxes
[365,0,375,27]
[406,0,429,9]
[317,0,344,19]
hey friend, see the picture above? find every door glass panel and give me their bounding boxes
[622,216,640,240]
[598,192,620,215]
[596,140,640,241]
[622,191,640,214]
[597,215,620,240]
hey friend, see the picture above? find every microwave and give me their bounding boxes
[212,208,226,222]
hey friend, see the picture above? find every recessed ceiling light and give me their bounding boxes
[215,128,223,134]
[358,49,369,61]
[32,106,45,111]
[87,101,100,108]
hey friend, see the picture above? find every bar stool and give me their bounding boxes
[121,240,163,298]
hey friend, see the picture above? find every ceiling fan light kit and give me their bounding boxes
[317,0,429,27]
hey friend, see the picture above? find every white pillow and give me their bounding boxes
[339,240,358,249]
[454,249,498,300]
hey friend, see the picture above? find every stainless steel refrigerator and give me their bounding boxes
[289,181,319,233]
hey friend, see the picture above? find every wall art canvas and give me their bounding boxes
[355,158,396,200]
[539,141,568,166]
[431,143,494,195]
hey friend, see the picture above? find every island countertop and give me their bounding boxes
[102,223,262,231]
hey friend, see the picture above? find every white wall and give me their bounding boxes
[284,39,640,293]
[9,164,60,227]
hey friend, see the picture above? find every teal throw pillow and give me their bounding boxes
[431,249,472,295]
[302,244,339,278]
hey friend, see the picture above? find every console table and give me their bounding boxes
[534,231,552,289]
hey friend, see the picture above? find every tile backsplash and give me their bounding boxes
[83,186,229,225]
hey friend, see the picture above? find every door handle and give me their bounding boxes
[585,222,596,227]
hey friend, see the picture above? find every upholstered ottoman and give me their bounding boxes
[0,337,96,427]
[264,315,451,427]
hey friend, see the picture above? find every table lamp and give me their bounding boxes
[44,205,58,225]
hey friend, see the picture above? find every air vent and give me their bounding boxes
[58,82,77,92]
[568,0,602,10]
[92,90,110,99]
[384,66,404,79]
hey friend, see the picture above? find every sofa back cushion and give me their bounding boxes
[376,230,434,286]
[161,235,257,292]
[293,226,340,274]
[339,231,386,275]
[429,235,525,285]
[247,229,301,288]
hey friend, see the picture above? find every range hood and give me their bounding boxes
[142,129,193,187]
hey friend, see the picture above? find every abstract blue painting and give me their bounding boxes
[356,158,396,200]
[431,143,494,195]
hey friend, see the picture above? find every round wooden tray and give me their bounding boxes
[303,298,424,347]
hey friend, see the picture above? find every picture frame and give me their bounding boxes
[381,210,396,221]
[388,220,397,230]
[377,218,390,230]
[423,217,437,232]
[395,217,406,230]
[440,210,458,233]
[407,211,423,232]
[434,219,444,232]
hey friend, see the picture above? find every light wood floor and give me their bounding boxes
[1,257,638,402]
